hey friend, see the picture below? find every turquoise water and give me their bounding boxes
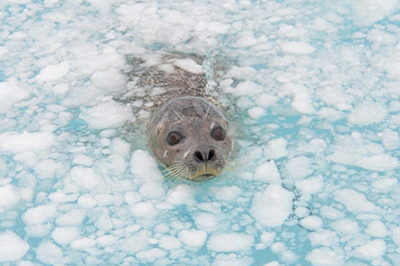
[1,0,400,265]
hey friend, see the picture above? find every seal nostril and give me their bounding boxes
[194,151,204,162]
[208,149,216,161]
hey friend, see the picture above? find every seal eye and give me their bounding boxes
[167,132,183,146]
[211,127,226,141]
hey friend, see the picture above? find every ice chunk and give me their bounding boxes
[173,58,204,74]
[286,156,312,179]
[70,166,101,190]
[0,132,55,153]
[372,177,397,192]
[166,184,195,205]
[348,102,387,126]
[0,231,29,262]
[334,189,379,213]
[194,212,218,231]
[392,227,400,246]
[250,184,293,227]
[130,201,158,218]
[210,186,242,202]
[56,209,86,226]
[207,233,254,252]
[36,61,70,82]
[280,41,316,54]
[306,247,343,266]
[0,82,29,114]
[379,129,399,150]
[248,107,265,119]
[51,227,80,245]
[213,255,254,266]
[295,176,323,194]
[264,138,288,159]
[34,159,65,179]
[159,235,182,250]
[90,68,127,94]
[80,101,133,130]
[331,219,359,235]
[130,150,164,182]
[136,248,166,262]
[0,185,20,209]
[299,216,323,231]
[308,230,339,247]
[365,220,388,237]
[22,205,57,225]
[254,160,281,183]
[350,0,398,26]
[282,83,315,114]
[119,230,151,254]
[354,239,386,260]
[72,154,94,166]
[178,229,207,248]
[36,241,63,265]
[70,238,96,249]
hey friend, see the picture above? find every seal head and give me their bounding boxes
[147,96,234,181]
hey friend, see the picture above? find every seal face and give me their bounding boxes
[121,52,235,182]
[147,97,234,182]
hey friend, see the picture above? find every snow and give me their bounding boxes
[250,184,294,227]
[0,231,30,262]
[207,233,254,252]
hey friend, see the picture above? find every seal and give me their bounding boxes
[121,52,234,182]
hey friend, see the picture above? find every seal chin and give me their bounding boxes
[191,173,217,182]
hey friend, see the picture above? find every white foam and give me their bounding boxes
[254,160,281,183]
[207,233,254,252]
[250,184,293,227]
[80,101,133,130]
[0,231,29,262]
[0,82,30,114]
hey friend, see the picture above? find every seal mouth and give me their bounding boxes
[192,173,217,182]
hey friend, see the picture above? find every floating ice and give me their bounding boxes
[207,233,254,252]
[2,0,400,264]
[0,231,30,262]
[250,184,293,227]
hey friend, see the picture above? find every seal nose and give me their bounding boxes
[193,149,216,162]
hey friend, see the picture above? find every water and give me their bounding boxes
[0,0,400,265]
